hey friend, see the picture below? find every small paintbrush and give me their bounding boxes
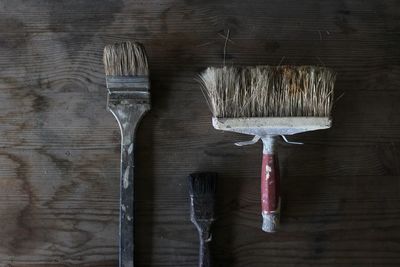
[188,172,217,267]
[199,66,335,232]
[103,41,150,267]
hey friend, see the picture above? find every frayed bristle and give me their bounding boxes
[103,41,148,76]
[188,172,217,197]
[199,65,336,118]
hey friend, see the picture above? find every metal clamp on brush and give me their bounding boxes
[107,76,150,99]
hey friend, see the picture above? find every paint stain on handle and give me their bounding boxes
[265,165,272,180]
[123,168,130,189]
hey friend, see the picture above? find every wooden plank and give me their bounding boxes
[0,0,399,266]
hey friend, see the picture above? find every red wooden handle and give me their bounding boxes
[261,153,280,232]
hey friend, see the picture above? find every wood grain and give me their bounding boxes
[0,0,399,266]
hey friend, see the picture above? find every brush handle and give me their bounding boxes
[261,137,280,232]
[108,104,149,267]
[199,230,212,267]
[120,135,135,267]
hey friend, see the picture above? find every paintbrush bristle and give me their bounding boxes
[188,173,217,223]
[188,173,217,197]
[103,41,148,76]
[199,65,336,118]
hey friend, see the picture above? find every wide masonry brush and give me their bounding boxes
[199,66,336,233]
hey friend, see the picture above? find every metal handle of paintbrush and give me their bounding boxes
[261,137,280,233]
[120,134,135,267]
[108,103,149,267]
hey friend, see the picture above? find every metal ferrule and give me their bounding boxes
[106,76,150,100]
[262,209,280,233]
[261,136,276,154]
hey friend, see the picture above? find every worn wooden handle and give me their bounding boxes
[261,152,280,232]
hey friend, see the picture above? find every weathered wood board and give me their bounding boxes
[0,0,399,266]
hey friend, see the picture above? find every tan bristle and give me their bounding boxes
[103,41,148,76]
[199,65,336,118]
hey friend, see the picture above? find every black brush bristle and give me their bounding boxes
[188,172,217,197]
[188,172,217,222]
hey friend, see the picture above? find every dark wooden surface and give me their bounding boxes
[0,0,399,266]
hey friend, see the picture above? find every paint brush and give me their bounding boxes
[199,66,335,232]
[188,172,217,267]
[103,41,150,267]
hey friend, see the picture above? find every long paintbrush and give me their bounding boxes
[103,41,150,267]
